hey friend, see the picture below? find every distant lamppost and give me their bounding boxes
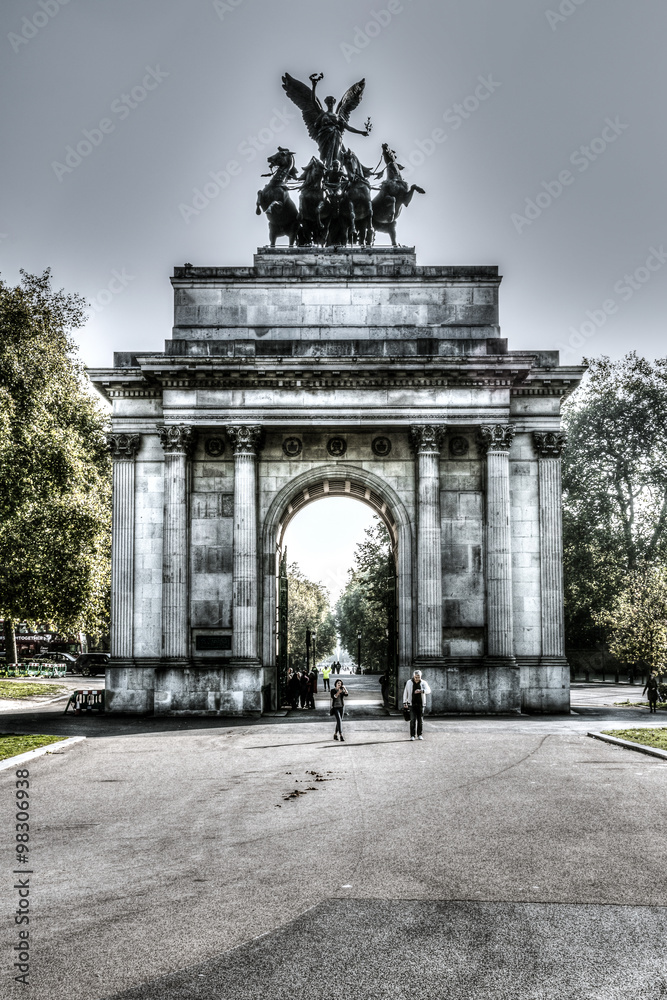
[306,627,311,673]
[312,630,317,670]
[357,630,362,674]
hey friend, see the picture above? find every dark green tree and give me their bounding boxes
[336,517,394,672]
[0,270,111,661]
[562,352,667,647]
[287,563,336,668]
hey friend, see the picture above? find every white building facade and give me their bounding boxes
[91,248,584,716]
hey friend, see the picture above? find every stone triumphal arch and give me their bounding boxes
[91,247,584,716]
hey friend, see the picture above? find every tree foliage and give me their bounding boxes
[0,270,111,645]
[335,517,394,672]
[287,563,336,668]
[594,565,667,673]
[562,353,667,646]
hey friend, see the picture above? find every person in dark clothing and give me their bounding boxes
[299,670,309,709]
[643,672,660,713]
[331,679,348,740]
[379,672,389,707]
[288,670,300,711]
[308,670,316,709]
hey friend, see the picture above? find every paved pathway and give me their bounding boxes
[1,689,665,998]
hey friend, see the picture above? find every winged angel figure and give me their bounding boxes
[281,72,370,170]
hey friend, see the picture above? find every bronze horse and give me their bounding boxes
[255,148,299,247]
[372,143,425,246]
[342,148,374,246]
[296,156,326,246]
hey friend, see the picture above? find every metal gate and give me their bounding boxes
[277,548,289,708]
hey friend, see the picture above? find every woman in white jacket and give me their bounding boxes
[403,670,431,740]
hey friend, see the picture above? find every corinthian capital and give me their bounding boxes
[227,425,263,456]
[106,433,141,460]
[533,430,567,457]
[158,424,196,454]
[410,425,445,453]
[476,424,515,455]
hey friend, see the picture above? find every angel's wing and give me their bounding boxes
[336,79,365,123]
[282,73,321,141]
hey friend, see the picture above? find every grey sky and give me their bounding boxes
[1,0,665,369]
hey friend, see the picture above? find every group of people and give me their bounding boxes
[286,663,432,742]
[285,667,318,710]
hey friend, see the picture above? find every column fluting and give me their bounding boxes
[227,425,263,663]
[534,431,568,660]
[159,424,195,661]
[107,433,141,661]
[410,425,445,662]
[478,424,516,662]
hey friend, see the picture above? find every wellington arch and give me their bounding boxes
[90,246,585,716]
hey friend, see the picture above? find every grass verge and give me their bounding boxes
[0,681,66,699]
[602,728,667,751]
[0,734,66,761]
[614,700,667,709]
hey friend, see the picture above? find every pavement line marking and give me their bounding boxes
[588,731,667,762]
[0,736,86,771]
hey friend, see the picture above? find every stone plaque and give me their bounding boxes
[195,635,232,651]
[449,436,469,457]
[282,437,302,457]
[205,437,225,457]
[327,437,347,457]
[371,436,392,457]
[192,493,234,519]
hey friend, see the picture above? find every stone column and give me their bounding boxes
[107,433,141,661]
[478,425,516,664]
[227,425,263,664]
[534,431,568,663]
[159,425,195,662]
[410,425,445,664]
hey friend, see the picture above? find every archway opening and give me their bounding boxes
[277,494,398,717]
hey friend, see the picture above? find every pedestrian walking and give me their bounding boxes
[322,663,332,691]
[403,669,431,740]
[643,671,660,713]
[308,669,316,709]
[330,678,349,741]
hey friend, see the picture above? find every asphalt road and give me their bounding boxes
[1,692,666,999]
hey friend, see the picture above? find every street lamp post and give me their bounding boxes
[357,630,362,675]
[306,627,311,673]
[312,630,317,671]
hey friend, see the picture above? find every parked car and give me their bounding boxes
[74,652,110,677]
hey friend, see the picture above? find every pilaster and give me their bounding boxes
[478,424,516,666]
[410,425,445,665]
[227,425,263,665]
[107,433,141,663]
[533,431,568,665]
[159,424,195,662]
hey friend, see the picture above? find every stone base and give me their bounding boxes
[105,661,263,716]
[424,660,521,714]
[520,657,570,714]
